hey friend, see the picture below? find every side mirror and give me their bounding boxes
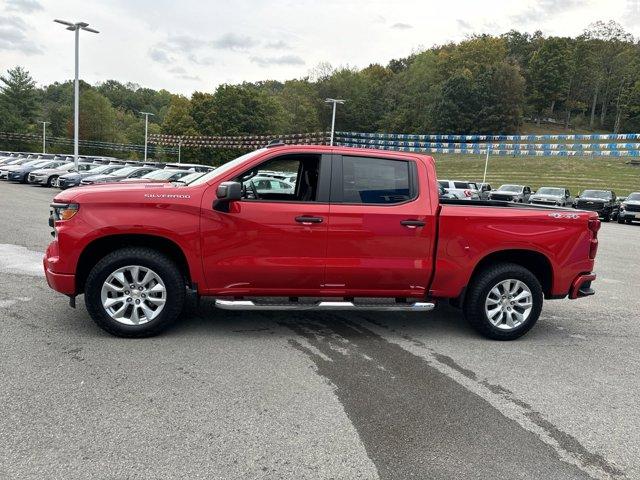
[214,181,242,212]
[217,181,242,200]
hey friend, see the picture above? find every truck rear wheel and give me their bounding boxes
[463,263,542,340]
[84,247,185,337]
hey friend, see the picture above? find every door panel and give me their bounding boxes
[200,201,328,294]
[199,152,331,296]
[325,155,436,297]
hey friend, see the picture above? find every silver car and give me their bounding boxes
[489,184,533,203]
[28,162,95,187]
[529,187,572,207]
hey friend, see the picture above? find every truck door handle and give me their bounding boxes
[295,216,323,224]
[400,219,426,228]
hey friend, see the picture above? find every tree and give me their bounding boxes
[162,96,199,136]
[0,66,39,130]
[528,38,572,122]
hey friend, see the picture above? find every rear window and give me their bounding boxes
[453,181,470,189]
[342,156,413,204]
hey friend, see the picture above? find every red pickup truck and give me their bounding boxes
[44,145,599,340]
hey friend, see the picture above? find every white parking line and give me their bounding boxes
[0,244,44,276]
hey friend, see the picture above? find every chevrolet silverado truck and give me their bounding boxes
[44,145,600,340]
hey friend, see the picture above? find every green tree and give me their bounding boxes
[0,66,39,130]
[528,38,572,122]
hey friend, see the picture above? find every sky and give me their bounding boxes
[0,0,639,95]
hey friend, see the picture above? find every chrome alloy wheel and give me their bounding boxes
[100,265,166,325]
[484,279,533,330]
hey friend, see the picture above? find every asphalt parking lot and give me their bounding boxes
[0,181,638,480]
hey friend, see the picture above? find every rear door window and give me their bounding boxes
[338,156,415,204]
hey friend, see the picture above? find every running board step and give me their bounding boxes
[214,299,435,312]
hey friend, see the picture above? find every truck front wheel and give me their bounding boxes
[463,263,543,340]
[84,247,185,337]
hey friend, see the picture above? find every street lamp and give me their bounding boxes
[324,98,345,146]
[139,111,155,161]
[40,121,50,154]
[54,19,99,171]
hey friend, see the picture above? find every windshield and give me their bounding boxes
[176,172,204,183]
[497,185,522,193]
[141,169,182,180]
[187,149,266,186]
[108,166,138,176]
[537,187,564,196]
[581,190,610,199]
[626,193,640,201]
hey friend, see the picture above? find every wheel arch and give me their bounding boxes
[467,249,553,300]
[76,234,193,294]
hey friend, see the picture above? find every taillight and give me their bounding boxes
[463,189,472,197]
[588,217,600,259]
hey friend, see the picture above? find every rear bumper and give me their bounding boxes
[569,273,596,299]
[43,252,76,295]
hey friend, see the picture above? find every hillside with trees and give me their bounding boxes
[1,20,639,161]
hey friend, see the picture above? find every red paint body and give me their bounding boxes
[44,145,598,302]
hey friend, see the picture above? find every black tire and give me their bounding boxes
[618,215,626,224]
[463,262,543,340]
[601,212,611,222]
[47,175,58,187]
[84,247,185,338]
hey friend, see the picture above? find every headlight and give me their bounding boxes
[51,203,79,221]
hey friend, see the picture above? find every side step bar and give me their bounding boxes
[215,299,435,312]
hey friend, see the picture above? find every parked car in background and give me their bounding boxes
[476,183,492,200]
[165,162,215,172]
[120,169,195,183]
[80,166,157,185]
[28,162,94,187]
[617,192,640,224]
[172,171,204,184]
[489,185,532,203]
[57,164,125,189]
[247,176,295,195]
[528,187,573,206]
[574,190,618,222]
[8,159,68,183]
[437,180,480,199]
[0,158,41,178]
[438,183,456,199]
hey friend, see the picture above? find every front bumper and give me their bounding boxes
[569,274,596,299]
[43,246,76,295]
[28,174,47,185]
[618,210,640,220]
[7,172,23,182]
[58,179,79,189]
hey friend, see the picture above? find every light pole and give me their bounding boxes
[324,98,345,146]
[54,19,99,171]
[140,112,155,161]
[40,121,50,153]
[178,137,182,164]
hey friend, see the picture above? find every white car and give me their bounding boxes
[437,180,480,200]
[248,176,295,194]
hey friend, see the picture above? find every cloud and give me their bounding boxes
[265,40,290,49]
[5,0,42,13]
[211,32,258,50]
[168,65,200,81]
[390,22,412,30]
[510,0,584,24]
[164,34,207,53]
[187,54,216,66]
[250,54,305,67]
[457,19,472,30]
[148,47,173,64]
[0,16,42,54]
